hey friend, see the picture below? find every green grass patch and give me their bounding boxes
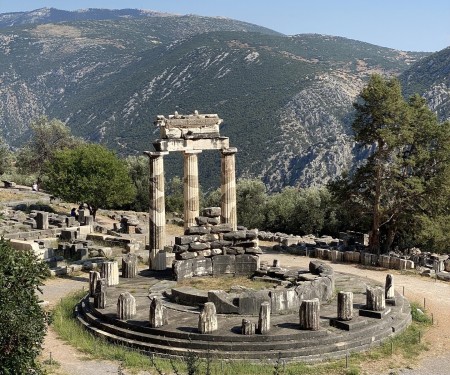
[50,292,431,375]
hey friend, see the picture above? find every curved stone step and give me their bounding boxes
[76,295,411,361]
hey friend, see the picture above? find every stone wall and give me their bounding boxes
[172,207,261,280]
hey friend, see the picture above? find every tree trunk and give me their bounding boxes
[385,219,397,252]
[370,155,382,256]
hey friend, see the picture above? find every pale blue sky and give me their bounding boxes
[0,0,449,52]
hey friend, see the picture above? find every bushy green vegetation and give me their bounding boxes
[44,143,136,219]
[0,238,50,374]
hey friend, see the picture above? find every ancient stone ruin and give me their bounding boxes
[0,111,427,364]
[145,111,237,270]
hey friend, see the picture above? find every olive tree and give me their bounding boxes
[44,143,136,219]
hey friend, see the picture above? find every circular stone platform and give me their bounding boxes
[76,267,411,363]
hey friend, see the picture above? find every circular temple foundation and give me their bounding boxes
[76,261,411,363]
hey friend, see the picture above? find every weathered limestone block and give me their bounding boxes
[198,302,218,334]
[343,251,353,263]
[192,257,212,277]
[434,259,445,273]
[89,270,100,297]
[36,212,49,230]
[208,290,239,314]
[173,259,194,280]
[101,261,119,286]
[149,297,166,328]
[117,292,136,320]
[122,253,138,278]
[94,279,107,309]
[212,254,235,276]
[78,209,86,224]
[330,250,343,262]
[203,207,221,217]
[379,255,391,269]
[385,274,395,299]
[270,289,299,314]
[84,215,94,227]
[299,298,320,330]
[241,319,256,335]
[337,291,353,321]
[258,301,271,334]
[390,257,401,270]
[238,290,271,315]
[445,259,450,272]
[366,286,385,311]
[235,254,259,276]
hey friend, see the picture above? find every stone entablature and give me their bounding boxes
[155,111,222,139]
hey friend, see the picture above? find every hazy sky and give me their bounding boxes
[0,0,449,52]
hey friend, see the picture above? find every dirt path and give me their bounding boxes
[260,251,450,374]
[40,277,121,375]
[40,251,450,375]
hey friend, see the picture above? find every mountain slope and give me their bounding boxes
[401,47,450,122]
[0,9,431,190]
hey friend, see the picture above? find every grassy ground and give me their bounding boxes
[46,290,431,375]
[176,275,272,292]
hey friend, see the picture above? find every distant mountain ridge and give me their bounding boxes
[1,8,447,191]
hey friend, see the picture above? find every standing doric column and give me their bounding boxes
[183,150,202,230]
[385,274,395,299]
[220,147,237,230]
[101,261,119,286]
[337,291,353,321]
[258,301,271,334]
[145,151,169,269]
[299,298,320,330]
[366,286,385,311]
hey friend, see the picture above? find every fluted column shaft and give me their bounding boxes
[183,150,201,230]
[337,291,353,321]
[147,151,168,269]
[220,147,237,230]
[385,274,395,299]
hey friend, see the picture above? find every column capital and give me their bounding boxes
[184,149,202,155]
[144,151,169,158]
[221,147,238,155]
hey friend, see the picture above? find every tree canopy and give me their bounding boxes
[16,116,83,182]
[329,74,450,253]
[44,143,136,219]
[0,238,49,374]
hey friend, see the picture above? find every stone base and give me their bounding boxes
[386,298,397,306]
[358,307,391,319]
[329,317,368,331]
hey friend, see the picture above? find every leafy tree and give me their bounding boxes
[16,116,83,182]
[236,178,268,229]
[264,186,338,236]
[0,238,50,374]
[44,144,136,219]
[0,136,12,175]
[330,75,450,253]
[125,155,149,212]
[166,176,184,214]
